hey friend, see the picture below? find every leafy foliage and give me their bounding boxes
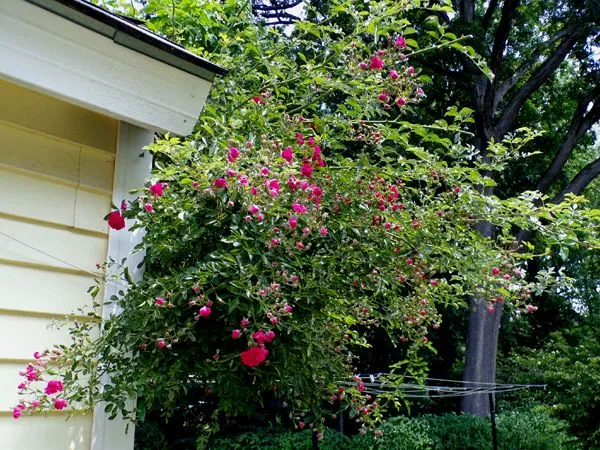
[11,0,599,442]
[206,408,580,450]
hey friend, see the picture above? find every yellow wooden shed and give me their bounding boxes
[0,1,225,448]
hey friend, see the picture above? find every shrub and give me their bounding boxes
[208,429,352,450]
[496,408,582,450]
[356,416,434,450]
[420,408,581,450]
[420,413,492,450]
[204,409,580,450]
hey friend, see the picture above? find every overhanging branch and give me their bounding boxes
[494,26,577,108]
[553,156,600,203]
[482,0,499,30]
[537,85,600,193]
[494,30,581,139]
[489,0,520,77]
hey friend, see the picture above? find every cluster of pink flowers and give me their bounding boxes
[106,181,168,230]
[239,328,277,368]
[13,351,67,419]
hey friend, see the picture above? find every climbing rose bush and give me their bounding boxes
[13,0,598,438]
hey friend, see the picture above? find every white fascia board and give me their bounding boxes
[0,0,213,136]
[91,122,153,450]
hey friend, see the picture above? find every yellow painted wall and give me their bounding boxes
[0,79,118,449]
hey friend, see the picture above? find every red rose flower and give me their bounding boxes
[240,346,269,367]
[107,211,125,230]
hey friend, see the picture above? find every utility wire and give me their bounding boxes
[0,229,130,290]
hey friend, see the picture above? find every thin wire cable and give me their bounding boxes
[356,373,546,389]
[341,373,546,398]
[0,229,130,289]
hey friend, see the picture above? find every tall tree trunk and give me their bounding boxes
[461,223,502,415]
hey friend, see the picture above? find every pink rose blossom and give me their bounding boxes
[25,366,39,382]
[12,407,23,419]
[228,147,240,163]
[199,306,212,318]
[231,329,242,339]
[107,210,126,230]
[226,169,237,178]
[359,62,368,70]
[292,203,307,214]
[394,36,407,48]
[33,352,41,359]
[378,92,389,102]
[320,227,328,236]
[396,97,407,106]
[370,56,384,70]
[143,203,154,213]
[240,346,269,367]
[149,182,164,197]
[284,305,293,313]
[213,178,227,189]
[44,380,63,395]
[491,267,501,276]
[289,217,298,229]
[303,227,310,235]
[261,167,270,176]
[526,304,537,313]
[288,176,300,191]
[271,316,279,325]
[241,318,250,328]
[389,70,399,80]
[239,175,249,185]
[53,398,68,410]
[271,238,280,246]
[157,339,167,349]
[312,145,322,159]
[245,215,252,222]
[155,297,165,306]
[256,213,265,221]
[265,179,280,194]
[301,163,313,177]
[281,147,294,163]
[31,400,41,408]
[120,200,128,210]
[265,330,276,342]
[248,204,260,214]
[250,186,258,195]
[296,242,305,249]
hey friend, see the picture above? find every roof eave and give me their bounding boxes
[25,0,228,82]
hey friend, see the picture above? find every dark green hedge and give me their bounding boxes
[206,408,580,450]
[135,407,581,449]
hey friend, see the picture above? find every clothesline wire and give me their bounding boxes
[337,373,546,398]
